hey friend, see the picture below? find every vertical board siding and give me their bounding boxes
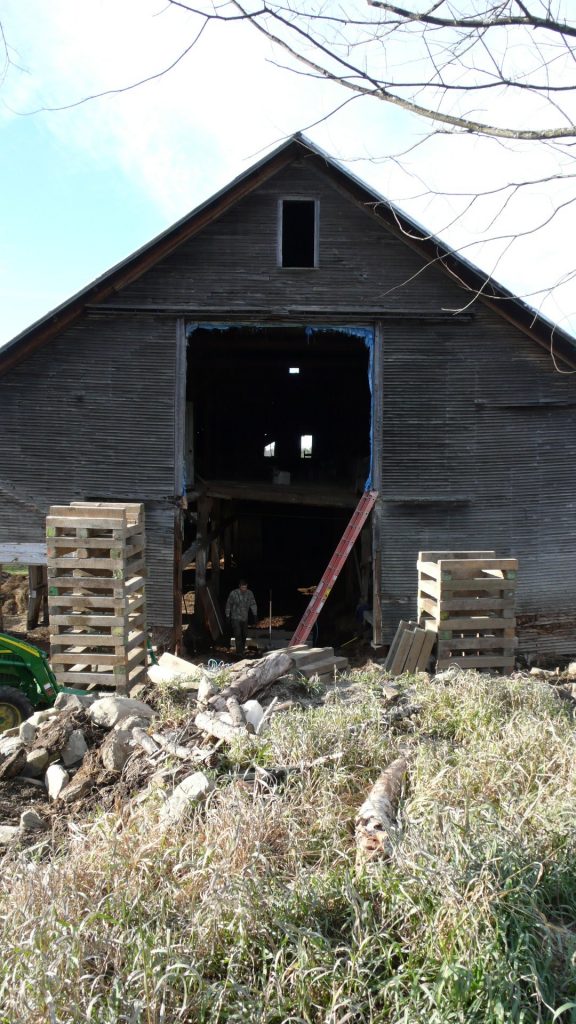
[0,314,177,626]
[101,160,466,315]
[378,311,576,640]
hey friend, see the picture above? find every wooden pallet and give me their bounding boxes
[47,503,147,693]
[385,620,437,676]
[417,550,517,671]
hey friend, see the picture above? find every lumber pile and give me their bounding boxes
[417,549,517,671]
[46,502,147,694]
[384,620,436,676]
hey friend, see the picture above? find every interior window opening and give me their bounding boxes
[300,434,313,459]
[264,440,276,458]
[280,200,317,268]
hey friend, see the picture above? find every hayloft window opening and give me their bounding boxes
[280,200,318,268]
[289,367,300,374]
[264,441,276,458]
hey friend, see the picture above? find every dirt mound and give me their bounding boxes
[1,572,28,616]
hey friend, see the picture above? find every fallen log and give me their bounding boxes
[355,757,408,867]
[225,696,246,727]
[131,728,159,757]
[208,651,293,707]
[195,711,250,744]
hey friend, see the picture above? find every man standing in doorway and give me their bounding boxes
[225,579,257,657]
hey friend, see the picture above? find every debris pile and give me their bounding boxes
[0,648,345,846]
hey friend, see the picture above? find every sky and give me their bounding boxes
[1,0,575,346]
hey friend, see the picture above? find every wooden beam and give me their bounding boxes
[0,542,47,565]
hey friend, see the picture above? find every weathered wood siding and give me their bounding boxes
[378,310,576,646]
[0,314,177,626]
[101,159,466,315]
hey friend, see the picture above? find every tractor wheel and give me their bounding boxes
[0,686,34,733]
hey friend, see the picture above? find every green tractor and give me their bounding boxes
[0,632,73,732]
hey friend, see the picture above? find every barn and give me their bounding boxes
[1,134,575,657]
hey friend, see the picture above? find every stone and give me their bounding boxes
[160,771,214,823]
[88,697,157,730]
[113,715,151,733]
[54,692,98,711]
[0,735,23,757]
[59,774,93,804]
[28,708,60,727]
[148,652,205,689]
[100,729,133,773]
[21,747,50,778]
[19,720,38,746]
[241,699,265,732]
[20,808,49,832]
[45,763,70,800]
[0,747,27,779]
[61,729,88,767]
[0,825,19,845]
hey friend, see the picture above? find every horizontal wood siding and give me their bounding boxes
[378,310,576,641]
[101,159,466,315]
[0,315,177,626]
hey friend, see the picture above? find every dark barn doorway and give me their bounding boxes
[184,324,373,645]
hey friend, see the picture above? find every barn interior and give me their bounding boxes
[183,324,373,644]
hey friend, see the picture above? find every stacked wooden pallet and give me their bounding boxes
[47,502,147,694]
[417,549,517,671]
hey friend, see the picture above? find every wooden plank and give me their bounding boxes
[438,558,518,574]
[48,594,145,611]
[438,577,516,592]
[433,615,517,631]
[437,635,516,652]
[403,627,427,673]
[0,542,47,565]
[388,622,416,676]
[416,627,437,670]
[419,550,496,560]
[49,612,145,628]
[436,656,515,670]
[436,596,516,612]
[384,620,410,671]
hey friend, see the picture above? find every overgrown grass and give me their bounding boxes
[2,671,576,1023]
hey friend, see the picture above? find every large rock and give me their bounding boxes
[45,763,70,800]
[61,729,88,767]
[54,692,99,711]
[0,735,23,757]
[88,697,157,730]
[148,652,205,689]
[100,729,133,773]
[21,747,50,778]
[160,772,214,823]
[113,714,151,733]
[19,720,38,746]
[28,709,60,727]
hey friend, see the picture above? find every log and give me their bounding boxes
[151,732,199,760]
[226,696,246,727]
[355,757,408,866]
[209,651,293,707]
[132,728,160,757]
[194,711,249,744]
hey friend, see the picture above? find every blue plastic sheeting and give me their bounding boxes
[186,322,375,490]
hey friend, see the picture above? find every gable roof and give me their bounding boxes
[1,133,575,374]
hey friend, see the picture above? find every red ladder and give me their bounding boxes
[290,489,379,646]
